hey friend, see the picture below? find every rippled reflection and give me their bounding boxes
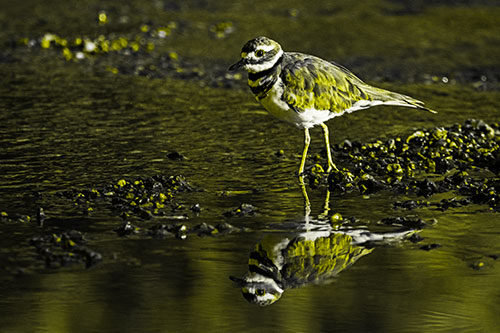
[231,222,417,306]
[231,187,418,306]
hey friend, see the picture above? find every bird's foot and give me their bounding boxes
[328,167,354,184]
[326,162,340,174]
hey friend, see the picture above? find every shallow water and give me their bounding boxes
[1,1,500,332]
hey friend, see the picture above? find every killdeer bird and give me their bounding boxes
[229,36,435,178]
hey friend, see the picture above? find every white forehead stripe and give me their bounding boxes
[254,292,280,304]
[259,44,277,52]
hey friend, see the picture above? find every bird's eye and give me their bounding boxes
[255,50,265,57]
[255,289,266,296]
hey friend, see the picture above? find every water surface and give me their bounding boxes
[1,1,500,332]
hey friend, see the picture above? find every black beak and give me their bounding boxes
[229,276,246,287]
[228,58,246,71]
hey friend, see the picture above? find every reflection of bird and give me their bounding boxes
[230,226,416,306]
[229,37,436,176]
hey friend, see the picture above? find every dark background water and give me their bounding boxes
[1,1,500,332]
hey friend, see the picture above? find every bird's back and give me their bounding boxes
[280,52,434,115]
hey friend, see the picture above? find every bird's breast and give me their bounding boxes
[258,78,303,126]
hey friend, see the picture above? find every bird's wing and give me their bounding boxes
[280,53,370,114]
[282,233,373,287]
[280,53,434,114]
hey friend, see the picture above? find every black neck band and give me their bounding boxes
[248,54,284,81]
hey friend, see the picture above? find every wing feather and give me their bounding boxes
[280,53,434,114]
[280,53,367,113]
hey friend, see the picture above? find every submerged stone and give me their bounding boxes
[146,221,246,239]
[115,221,140,236]
[29,230,101,269]
[36,208,46,227]
[148,223,179,239]
[190,203,202,214]
[470,260,486,270]
[380,217,428,229]
[394,200,430,210]
[420,243,442,251]
[223,203,257,218]
[167,151,185,160]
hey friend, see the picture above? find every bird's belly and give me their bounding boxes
[259,82,334,129]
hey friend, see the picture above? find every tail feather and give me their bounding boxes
[381,98,437,114]
[364,85,437,114]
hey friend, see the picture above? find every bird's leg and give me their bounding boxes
[318,189,331,220]
[298,128,312,217]
[320,123,339,173]
[298,127,311,179]
[300,181,311,218]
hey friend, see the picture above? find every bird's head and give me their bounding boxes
[229,36,283,74]
[230,274,283,306]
